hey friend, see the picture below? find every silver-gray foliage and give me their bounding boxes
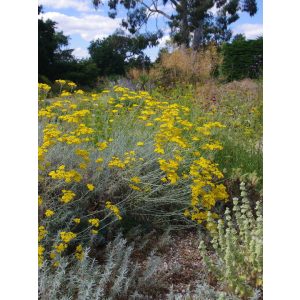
[39,234,164,300]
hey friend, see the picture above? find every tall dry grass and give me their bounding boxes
[127,44,221,88]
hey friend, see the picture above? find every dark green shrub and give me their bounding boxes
[221,37,263,81]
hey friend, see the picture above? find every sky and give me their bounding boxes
[38,0,263,61]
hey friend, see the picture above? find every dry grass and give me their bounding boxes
[138,44,221,87]
[193,78,262,106]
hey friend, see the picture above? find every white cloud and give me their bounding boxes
[233,23,263,39]
[209,3,218,16]
[39,0,92,12]
[39,12,121,41]
[159,35,171,47]
[72,47,89,58]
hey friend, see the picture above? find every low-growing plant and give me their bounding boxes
[39,234,168,299]
[199,182,263,299]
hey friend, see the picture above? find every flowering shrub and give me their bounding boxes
[38,80,228,267]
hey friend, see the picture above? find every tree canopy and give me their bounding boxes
[38,5,75,81]
[88,31,160,76]
[92,0,258,49]
[221,36,263,80]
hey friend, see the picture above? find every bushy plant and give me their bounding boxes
[39,234,167,299]
[199,182,263,299]
[38,81,229,267]
[149,45,221,87]
[221,37,263,81]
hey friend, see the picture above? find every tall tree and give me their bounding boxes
[88,31,160,76]
[38,5,74,80]
[92,0,257,49]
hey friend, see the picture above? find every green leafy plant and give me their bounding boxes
[199,182,263,299]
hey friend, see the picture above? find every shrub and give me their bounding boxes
[39,234,168,299]
[199,182,263,299]
[221,37,263,81]
[38,82,229,267]
[149,44,221,87]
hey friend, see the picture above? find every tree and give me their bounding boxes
[88,31,159,76]
[38,5,74,81]
[92,0,257,49]
[60,59,99,88]
[221,36,263,81]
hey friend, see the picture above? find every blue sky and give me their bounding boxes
[38,0,263,61]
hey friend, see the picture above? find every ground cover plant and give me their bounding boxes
[38,77,263,299]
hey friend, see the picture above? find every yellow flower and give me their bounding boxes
[75,244,84,260]
[96,157,104,163]
[130,176,141,184]
[52,261,60,268]
[55,242,68,253]
[60,190,76,204]
[97,141,108,151]
[108,156,126,169]
[91,229,98,235]
[38,244,45,267]
[106,201,122,220]
[183,209,190,217]
[45,209,55,218]
[88,218,100,228]
[38,195,43,206]
[79,162,87,169]
[73,218,81,224]
[129,184,142,191]
[136,142,144,146]
[67,81,77,87]
[60,232,77,243]
[38,226,48,241]
[87,184,95,191]
[75,89,84,95]
[55,79,66,85]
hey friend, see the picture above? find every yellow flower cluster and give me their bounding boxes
[185,157,228,223]
[55,242,68,253]
[38,195,43,206]
[201,141,223,151]
[131,176,141,184]
[75,149,90,162]
[97,141,108,151]
[108,151,136,169]
[58,109,90,123]
[75,244,84,260]
[39,124,62,162]
[38,82,229,265]
[38,83,51,93]
[106,201,122,220]
[55,79,66,85]
[60,189,76,203]
[88,218,100,228]
[38,226,47,242]
[73,218,81,224]
[49,165,82,183]
[61,91,72,97]
[38,244,45,266]
[60,231,77,243]
[45,209,55,218]
[158,158,180,184]
[87,183,95,191]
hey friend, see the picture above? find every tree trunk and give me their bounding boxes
[180,0,190,48]
[193,20,204,50]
